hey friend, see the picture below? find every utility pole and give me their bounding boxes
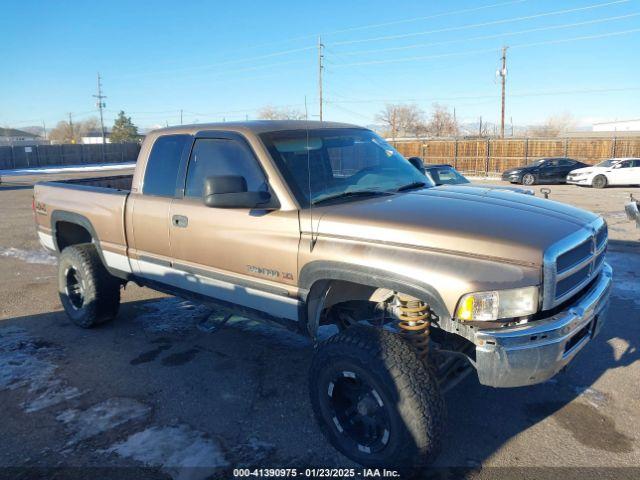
[68,113,74,143]
[42,120,47,140]
[479,116,483,137]
[93,73,107,145]
[318,35,324,122]
[180,109,183,125]
[498,46,508,138]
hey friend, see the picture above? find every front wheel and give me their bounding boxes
[309,325,445,468]
[58,244,121,328]
[592,175,608,189]
[522,173,536,185]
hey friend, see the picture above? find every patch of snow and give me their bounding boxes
[107,424,228,480]
[57,398,151,445]
[571,385,608,408]
[136,298,320,348]
[0,162,135,176]
[134,298,213,334]
[0,326,83,412]
[0,327,57,390]
[0,247,56,265]
[24,379,83,413]
[606,252,640,307]
[224,316,311,349]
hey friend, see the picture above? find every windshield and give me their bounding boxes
[595,159,618,167]
[534,159,548,165]
[261,128,433,206]
[425,166,470,185]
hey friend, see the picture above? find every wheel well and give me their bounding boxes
[305,279,441,338]
[55,221,93,252]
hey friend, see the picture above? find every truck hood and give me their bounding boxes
[311,185,598,266]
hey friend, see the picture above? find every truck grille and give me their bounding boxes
[542,219,607,310]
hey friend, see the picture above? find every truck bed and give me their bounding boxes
[34,175,132,263]
[51,174,133,191]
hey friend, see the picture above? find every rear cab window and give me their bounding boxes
[143,134,191,196]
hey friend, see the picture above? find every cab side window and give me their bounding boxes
[185,138,267,199]
[143,134,191,196]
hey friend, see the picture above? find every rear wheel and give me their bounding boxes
[58,244,121,328]
[309,325,445,468]
[522,173,536,185]
[592,175,608,189]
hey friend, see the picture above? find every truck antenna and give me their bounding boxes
[305,96,317,252]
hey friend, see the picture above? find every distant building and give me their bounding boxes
[81,129,111,144]
[0,127,44,146]
[592,119,640,133]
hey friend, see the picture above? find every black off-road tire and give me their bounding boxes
[58,243,121,328]
[592,174,608,189]
[522,173,536,185]
[309,325,445,469]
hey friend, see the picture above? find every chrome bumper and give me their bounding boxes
[474,262,612,388]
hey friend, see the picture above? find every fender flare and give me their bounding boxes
[50,210,129,281]
[299,260,451,339]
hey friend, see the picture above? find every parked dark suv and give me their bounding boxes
[502,157,588,185]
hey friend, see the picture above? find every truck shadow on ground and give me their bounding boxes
[0,249,638,472]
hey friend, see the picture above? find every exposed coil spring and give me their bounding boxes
[396,295,432,362]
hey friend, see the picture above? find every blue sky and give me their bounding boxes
[2,0,639,131]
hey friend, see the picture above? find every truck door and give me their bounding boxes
[129,134,191,278]
[168,132,300,321]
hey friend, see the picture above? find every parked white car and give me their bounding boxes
[567,158,640,188]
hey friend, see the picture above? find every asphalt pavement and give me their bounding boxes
[0,176,638,479]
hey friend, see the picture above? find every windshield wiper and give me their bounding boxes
[395,181,428,192]
[312,190,391,206]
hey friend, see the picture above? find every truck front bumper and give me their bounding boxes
[474,262,612,388]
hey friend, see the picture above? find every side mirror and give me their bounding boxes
[407,157,426,174]
[203,175,272,209]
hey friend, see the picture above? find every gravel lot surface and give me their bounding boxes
[0,173,638,479]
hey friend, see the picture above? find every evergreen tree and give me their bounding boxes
[110,111,138,143]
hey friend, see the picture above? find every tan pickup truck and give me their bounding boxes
[34,121,612,468]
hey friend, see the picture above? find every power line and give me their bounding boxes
[117,45,315,80]
[332,0,630,46]
[323,86,640,105]
[508,27,640,49]
[322,0,529,36]
[334,12,640,57]
[331,27,640,67]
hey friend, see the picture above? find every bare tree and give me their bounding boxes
[527,113,575,137]
[376,104,425,140]
[423,103,459,137]
[258,105,305,120]
[48,117,100,144]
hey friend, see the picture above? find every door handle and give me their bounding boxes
[172,215,188,228]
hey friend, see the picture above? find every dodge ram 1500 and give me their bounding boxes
[34,121,612,468]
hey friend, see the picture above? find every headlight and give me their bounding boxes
[456,286,539,321]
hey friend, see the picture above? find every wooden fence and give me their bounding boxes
[0,143,141,170]
[391,137,640,175]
